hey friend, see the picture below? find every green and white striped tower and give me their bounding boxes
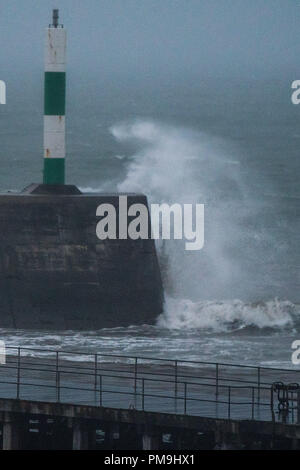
[43,9,66,184]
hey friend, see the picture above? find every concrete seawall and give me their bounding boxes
[1,398,300,450]
[0,185,163,329]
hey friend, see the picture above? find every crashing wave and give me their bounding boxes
[158,297,298,332]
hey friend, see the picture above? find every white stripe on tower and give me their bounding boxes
[43,9,66,184]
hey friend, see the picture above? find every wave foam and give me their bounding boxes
[158,297,298,332]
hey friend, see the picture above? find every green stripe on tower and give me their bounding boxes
[43,158,65,184]
[44,72,66,116]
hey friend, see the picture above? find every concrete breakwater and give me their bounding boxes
[0,185,163,329]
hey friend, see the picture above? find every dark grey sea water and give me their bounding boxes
[0,76,299,367]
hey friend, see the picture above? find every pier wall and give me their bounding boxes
[0,189,163,329]
[0,398,300,450]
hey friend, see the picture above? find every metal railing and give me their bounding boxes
[0,346,298,423]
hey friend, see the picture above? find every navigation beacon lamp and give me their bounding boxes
[43,9,66,185]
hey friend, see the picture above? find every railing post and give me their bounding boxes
[57,371,60,402]
[99,375,102,407]
[134,357,138,399]
[94,354,97,391]
[228,386,231,419]
[251,387,254,420]
[297,389,300,424]
[174,360,178,400]
[55,351,59,397]
[257,367,261,404]
[184,382,187,415]
[16,347,21,400]
[142,378,145,411]
[216,363,219,399]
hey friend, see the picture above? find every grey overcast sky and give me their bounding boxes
[0,0,300,83]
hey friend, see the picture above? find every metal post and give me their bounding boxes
[297,389,300,424]
[134,357,138,398]
[184,382,187,415]
[57,371,61,402]
[16,347,21,400]
[94,354,97,391]
[53,9,59,28]
[257,367,261,404]
[142,378,145,411]
[228,387,231,419]
[55,351,59,399]
[174,360,178,400]
[216,363,219,399]
[99,375,102,407]
[251,387,254,420]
